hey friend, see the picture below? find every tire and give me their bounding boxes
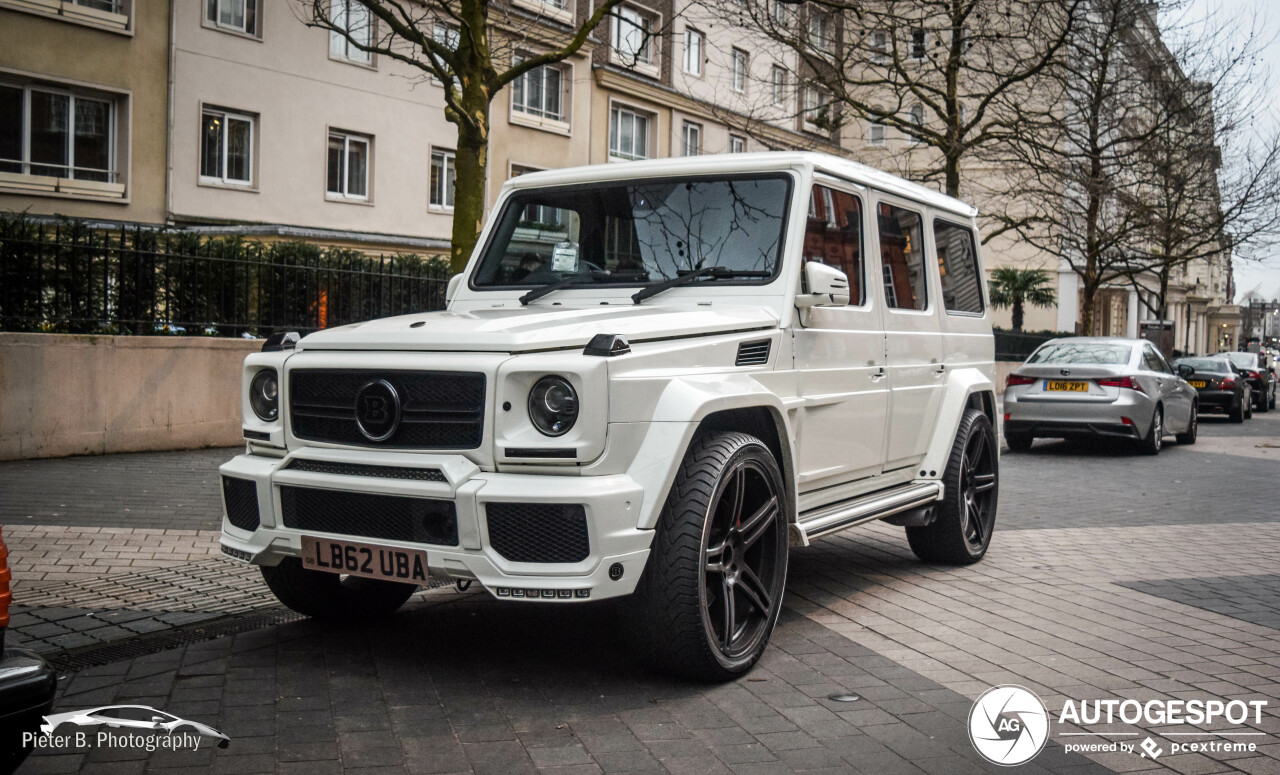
[1176,403,1198,445]
[1139,407,1163,455]
[624,432,790,681]
[1230,398,1245,423]
[1004,432,1033,452]
[907,409,998,565]
[1245,399,1253,420]
[260,557,417,619]
[1270,390,1276,410]
[1257,391,1270,413]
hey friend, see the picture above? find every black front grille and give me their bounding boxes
[222,477,260,532]
[290,370,485,449]
[284,459,446,482]
[280,486,459,546]
[486,503,590,564]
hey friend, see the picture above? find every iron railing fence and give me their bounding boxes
[993,329,1075,362]
[0,218,449,337]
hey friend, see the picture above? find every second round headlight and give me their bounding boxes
[249,368,279,422]
[528,376,578,436]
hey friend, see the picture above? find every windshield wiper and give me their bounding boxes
[631,267,772,305]
[519,271,612,306]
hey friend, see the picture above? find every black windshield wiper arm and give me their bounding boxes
[519,271,612,306]
[631,267,772,305]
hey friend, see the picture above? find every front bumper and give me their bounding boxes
[218,448,652,602]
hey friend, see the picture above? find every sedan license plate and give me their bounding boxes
[301,536,428,584]
[1190,380,1207,388]
[1045,380,1089,392]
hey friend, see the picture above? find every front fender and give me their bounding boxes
[918,367,996,477]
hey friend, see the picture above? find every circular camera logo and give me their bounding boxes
[968,685,1050,766]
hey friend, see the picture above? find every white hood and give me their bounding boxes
[298,304,779,353]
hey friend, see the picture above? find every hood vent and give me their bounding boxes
[736,339,772,366]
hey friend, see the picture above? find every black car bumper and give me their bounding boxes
[1194,390,1240,413]
[1005,419,1140,440]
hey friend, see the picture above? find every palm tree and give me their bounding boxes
[988,268,1057,332]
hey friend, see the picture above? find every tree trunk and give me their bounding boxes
[1012,299,1025,332]
[1079,283,1098,336]
[450,128,488,275]
[944,150,962,199]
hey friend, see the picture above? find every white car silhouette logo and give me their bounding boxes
[39,705,230,748]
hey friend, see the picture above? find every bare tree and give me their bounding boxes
[703,0,1081,198]
[301,0,627,273]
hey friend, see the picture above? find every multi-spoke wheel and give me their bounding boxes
[625,432,789,680]
[907,409,998,564]
[1139,406,1163,455]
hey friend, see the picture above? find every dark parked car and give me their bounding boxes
[0,527,58,774]
[1172,356,1253,423]
[1219,351,1276,412]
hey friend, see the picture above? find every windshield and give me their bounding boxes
[1027,342,1133,365]
[471,174,792,288]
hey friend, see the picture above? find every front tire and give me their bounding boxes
[1176,404,1198,445]
[625,432,790,681]
[260,558,417,619]
[907,409,998,565]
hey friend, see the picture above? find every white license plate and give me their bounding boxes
[300,536,428,584]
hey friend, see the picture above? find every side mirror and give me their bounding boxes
[1177,363,1194,377]
[795,262,850,309]
[445,274,463,305]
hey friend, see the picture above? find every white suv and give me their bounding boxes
[220,152,999,680]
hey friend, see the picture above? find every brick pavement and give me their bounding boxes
[6,413,1280,773]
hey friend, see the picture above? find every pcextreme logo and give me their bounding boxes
[968,688,1270,766]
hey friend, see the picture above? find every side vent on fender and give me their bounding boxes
[736,339,771,366]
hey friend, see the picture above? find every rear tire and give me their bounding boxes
[1245,399,1254,420]
[1257,392,1270,413]
[1004,432,1033,452]
[624,432,790,681]
[260,558,417,619]
[1176,404,1198,445]
[907,409,998,565]
[1139,407,1163,455]
[1230,400,1245,423]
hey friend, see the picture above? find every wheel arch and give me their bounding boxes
[919,367,998,478]
[697,406,798,523]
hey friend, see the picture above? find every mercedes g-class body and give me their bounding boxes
[220,152,999,680]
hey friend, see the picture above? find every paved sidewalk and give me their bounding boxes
[5,414,1280,774]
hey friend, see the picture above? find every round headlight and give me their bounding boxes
[249,369,279,422]
[528,376,578,436]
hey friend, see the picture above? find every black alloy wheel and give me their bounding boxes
[907,409,998,564]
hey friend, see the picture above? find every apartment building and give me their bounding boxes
[0,0,170,223]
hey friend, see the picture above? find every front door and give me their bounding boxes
[793,181,889,490]
[874,196,945,471]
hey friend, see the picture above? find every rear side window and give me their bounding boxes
[804,185,864,305]
[933,219,983,314]
[878,202,927,310]
[1142,347,1165,373]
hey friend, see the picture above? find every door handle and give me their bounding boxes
[871,367,886,380]
[933,364,946,375]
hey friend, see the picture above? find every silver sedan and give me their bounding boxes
[1002,337,1198,454]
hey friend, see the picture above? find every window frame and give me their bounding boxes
[511,0,574,24]
[876,198,930,314]
[770,65,787,107]
[611,5,660,75]
[909,27,926,60]
[198,106,256,188]
[203,0,261,39]
[802,85,830,133]
[683,27,704,76]
[804,182,868,308]
[870,30,889,63]
[932,217,985,316]
[326,129,371,202]
[608,102,653,162]
[328,0,375,67]
[429,147,456,210]
[509,53,571,132]
[0,79,124,194]
[730,47,749,94]
[807,9,833,55]
[729,134,746,153]
[681,120,702,157]
[867,121,886,147]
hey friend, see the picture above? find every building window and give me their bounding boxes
[200,108,253,185]
[681,121,701,156]
[683,28,704,75]
[329,0,372,64]
[327,130,369,200]
[205,0,258,36]
[867,122,885,146]
[771,0,790,27]
[729,134,746,153]
[771,65,787,107]
[0,83,118,184]
[870,30,889,63]
[807,9,832,54]
[803,86,831,129]
[512,57,567,122]
[429,24,459,81]
[730,48,749,94]
[609,105,650,161]
[908,104,924,140]
[613,6,655,67]
[430,148,456,208]
[510,164,563,228]
[910,27,926,60]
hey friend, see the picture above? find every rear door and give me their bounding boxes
[1145,343,1193,428]
[872,194,945,471]
[793,179,889,489]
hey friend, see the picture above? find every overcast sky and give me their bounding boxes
[1165,0,1280,301]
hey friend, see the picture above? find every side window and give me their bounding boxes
[877,202,927,310]
[933,219,983,314]
[1142,346,1164,373]
[804,185,864,305]
[1155,350,1173,374]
